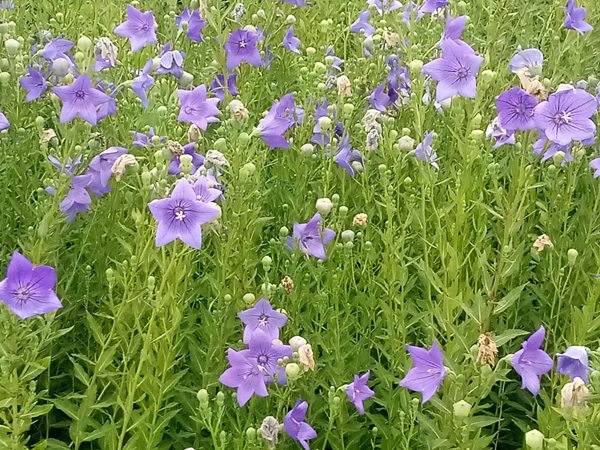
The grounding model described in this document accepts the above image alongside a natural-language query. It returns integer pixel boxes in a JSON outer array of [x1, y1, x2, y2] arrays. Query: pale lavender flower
[[87, 147, 129, 198], [114, 5, 157, 52], [564, 0, 592, 34], [368, 0, 402, 14], [284, 398, 317, 450], [131, 128, 164, 147], [399, 341, 446, 403], [417, 0, 449, 20], [155, 43, 185, 79], [19, 66, 47, 102], [496, 87, 537, 131], [219, 348, 268, 406], [486, 117, 516, 149], [239, 328, 292, 384], [283, 0, 310, 6], [442, 13, 466, 41], [193, 175, 223, 203], [52, 74, 112, 126], [48, 155, 82, 174], [238, 298, 288, 344], [509, 47, 543, 76], [289, 213, 336, 260], [210, 74, 238, 102], [335, 134, 364, 177], [0, 108, 9, 131], [168, 143, 204, 175], [533, 130, 573, 165], [132, 59, 155, 108], [512, 326, 553, 396], [60, 174, 92, 222], [43, 38, 73, 62], [177, 85, 220, 130], [346, 371, 375, 415], [256, 94, 297, 149], [350, 10, 375, 37], [176, 7, 207, 42], [590, 157, 600, 178], [415, 131, 439, 169], [283, 26, 300, 54], [557, 346, 591, 383]]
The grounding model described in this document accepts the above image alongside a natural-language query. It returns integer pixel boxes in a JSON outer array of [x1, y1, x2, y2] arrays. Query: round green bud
[[301, 143, 315, 156], [243, 293, 256, 305], [306, 46, 317, 55], [280, 226, 289, 237], [567, 248, 579, 266], [481, 70, 496, 84], [246, 427, 256, 441], [319, 116, 332, 130], [4, 39, 20, 56], [314, 61, 327, 74], [157, 105, 168, 116], [0, 72, 10, 85], [77, 36, 93, 53], [214, 137, 227, 152], [525, 430, 544, 450], [409, 59, 423, 73], [285, 363, 302, 381]]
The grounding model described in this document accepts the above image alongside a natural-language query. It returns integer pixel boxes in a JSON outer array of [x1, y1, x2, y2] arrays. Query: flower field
[[1, 0, 600, 448]]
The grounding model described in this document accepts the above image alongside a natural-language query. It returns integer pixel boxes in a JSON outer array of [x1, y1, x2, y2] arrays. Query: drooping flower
[[87, 147, 129, 198], [176, 7, 207, 42], [509, 47, 543, 76], [224, 29, 262, 71], [177, 85, 221, 130], [415, 131, 439, 169], [239, 329, 292, 384], [511, 326, 554, 396], [368, 0, 402, 14], [533, 234, 553, 252], [210, 74, 238, 102], [0, 252, 62, 320], [114, 5, 157, 53], [350, 10, 375, 37], [19, 66, 47, 102], [284, 399, 317, 450], [259, 416, 281, 449], [486, 117, 516, 149], [422, 39, 483, 102], [131, 58, 155, 109], [533, 88, 597, 146], [564, 0, 592, 34], [219, 348, 269, 406], [52, 74, 111, 126], [557, 346, 591, 383], [496, 87, 537, 132], [477, 333, 499, 366], [283, 26, 301, 54], [148, 178, 219, 249], [155, 43, 185, 79], [298, 344, 315, 372], [335, 134, 364, 177], [561, 377, 589, 410], [0, 108, 9, 131], [289, 213, 336, 260], [238, 298, 288, 344], [59, 174, 93, 222], [43, 38, 73, 62], [346, 371, 375, 415], [399, 341, 446, 403], [94, 37, 118, 68]]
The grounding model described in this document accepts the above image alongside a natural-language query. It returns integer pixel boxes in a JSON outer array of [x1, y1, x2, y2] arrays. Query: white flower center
[[174, 206, 186, 221]]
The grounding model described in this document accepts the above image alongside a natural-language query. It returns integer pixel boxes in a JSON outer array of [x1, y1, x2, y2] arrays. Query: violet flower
[[509, 47, 543, 76], [402, 2, 418, 25], [48, 155, 82, 174], [590, 157, 600, 178], [368, 0, 402, 14], [219, 348, 268, 406], [335, 134, 364, 177], [557, 346, 591, 383], [210, 74, 238, 102], [346, 371, 375, 415], [289, 213, 336, 260], [239, 328, 292, 384], [168, 143, 204, 175], [193, 175, 223, 203], [0, 108, 9, 131], [0, 252, 62, 319], [238, 298, 288, 344], [256, 95, 296, 149], [486, 117, 516, 149], [177, 84, 221, 131], [132, 58, 155, 109], [564, 0, 592, 34], [176, 7, 207, 42], [512, 326, 553, 396], [95, 80, 119, 122], [19, 66, 47, 102], [148, 178, 219, 249], [60, 174, 92, 222], [370, 83, 390, 112], [533, 130, 573, 165], [415, 131, 439, 169], [350, 10, 375, 37], [0, 0, 15, 10], [43, 38, 73, 62], [399, 341, 446, 403], [283, 0, 310, 6], [325, 46, 343, 71], [132, 128, 164, 147], [284, 398, 317, 450], [155, 43, 185, 79], [442, 13, 466, 41], [224, 29, 262, 71], [417, 0, 449, 20], [52, 74, 111, 126], [114, 5, 157, 53], [496, 87, 537, 132], [283, 26, 301, 54], [87, 147, 128, 198], [533, 88, 597, 146]]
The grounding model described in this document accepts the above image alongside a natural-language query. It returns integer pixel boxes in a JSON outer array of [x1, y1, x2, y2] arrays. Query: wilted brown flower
[[95, 37, 118, 66], [383, 30, 401, 49], [188, 124, 202, 142], [111, 154, 138, 181], [516, 70, 547, 102], [228, 99, 249, 122], [337, 75, 351, 98], [166, 140, 185, 156], [298, 344, 315, 372], [362, 109, 380, 132], [533, 234, 553, 253], [561, 377, 588, 411], [477, 333, 498, 366], [353, 213, 367, 226], [41, 129, 57, 149], [281, 276, 294, 294]]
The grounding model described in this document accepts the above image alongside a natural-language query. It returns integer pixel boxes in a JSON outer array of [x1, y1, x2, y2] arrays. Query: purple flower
[[422, 39, 483, 102], [219, 348, 268, 406], [87, 147, 128, 198], [60, 174, 92, 222], [52, 74, 112, 126], [176, 7, 207, 42], [239, 328, 292, 384], [95, 81, 119, 122], [114, 5, 157, 53], [43, 38, 73, 62], [509, 47, 543, 76], [19, 66, 47, 102], [399, 341, 446, 404], [533, 130, 573, 165], [256, 95, 296, 149], [557, 346, 591, 382], [92, 54, 115, 72], [169, 143, 204, 175], [210, 74, 238, 102], [193, 175, 223, 203], [346, 371, 375, 415], [590, 157, 600, 178], [148, 178, 219, 249], [442, 13, 466, 41], [370, 83, 390, 112], [284, 398, 317, 450], [368, 0, 402, 14], [155, 43, 185, 79], [417, 0, 449, 20], [238, 298, 288, 344], [132, 59, 155, 109], [486, 117, 516, 149], [283, 26, 301, 54], [325, 46, 343, 72], [533, 88, 597, 146], [350, 10, 375, 37], [177, 85, 221, 131], [0, 252, 62, 320], [496, 87, 537, 132], [0, 108, 9, 131], [132, 128, 164, 147], [0, 0, 15, 10], [224, 29, 262, 71], [564, 0, 592, 34], [335, 134, 364, 177], [415, 131, 439, 169], [402, 2, 418, 24], [290, 213, 336, 260], [512, 326, 554, 396], [283, 0, 310, 6], [48, 155, 82, 174]]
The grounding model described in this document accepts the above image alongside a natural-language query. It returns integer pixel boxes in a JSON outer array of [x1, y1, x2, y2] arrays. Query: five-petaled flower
[[177, 85, 221, 131], [114, 4, 157, 52], [224, 28, 262, 71], [52, 74, 112, 126], [238, 298, 288, 344], [511, 326, 554, 396], [399, 340, 446, 403], [346, 371, 375, 415]]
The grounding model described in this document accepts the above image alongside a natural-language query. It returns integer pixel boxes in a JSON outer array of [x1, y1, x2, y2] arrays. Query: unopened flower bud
[[178, 71, 194, 88], [52, 57, 71, 77], [243, 293, 255, 305], [197, 389, 209, 405], [525, 430, 544, 450], [285, 363, 302, 381], [567, 248, 578, 266], [289, 336, 307, 352], [398, 135, 415, 151], [280, 226, 289, 237], [316, 197, 333, 215], [246, 427, 256, 441], [286, 14, 296, 24], [409, 59, 423, 74], [4, 39, 20, 56], [341, 230, 355, 242], [453, 400, 472, 418], [77, 36, 93, 53], [301, 143, 315, 156]]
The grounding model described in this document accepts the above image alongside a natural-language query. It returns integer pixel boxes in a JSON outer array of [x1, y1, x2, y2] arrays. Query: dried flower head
[[111, 154, 138, 181], [362, 109, 381, 131], [188, 124, 202, 142], [337, 75, 351, 98], [533, 234, 553, 253], [561, 377, 589, 411], [516, 70, 547, 101], [95, 37, 118, 66], [383, 30, 401, 49], [298, 344, 315, 372], [281, 276, 294, 294], [205, 149, 229, 168], [259, 416, 281, 448], [167, 140, 185, 156], [228, 99, 249, 122], [353, 213, 368, 226], [41, 129, 57, 149], [477, 332, 498, 366]]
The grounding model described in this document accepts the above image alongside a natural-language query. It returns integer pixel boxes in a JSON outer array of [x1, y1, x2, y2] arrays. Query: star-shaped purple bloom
[[52, 74, 112, 126], [193, 175, 224, 203], [155, 43, 185, 79], [368, 0, 402, 14], [19, 66, 47, 102], [399, 341, 446, 404], [496, 87, 538, 132], [283, 26, 301, 54], [238, 298, 288, 344], [219, 348, 268, 406], [290, 213, 336, 260], [132, 59, 155, 109], [442, 13, 466, 41], [422, 39, 483, 103], [415, 131, 439, 169], [350, 10, 375, 37], [239, 328, 292, 385], [346, 371, 375, 415], [210, 74, 238, 102], [87, 147, 128, 198], [256, 99, 295, 150], [177, 85, 220, 131], [148, 178, 219, 249], [114, 5, 157, 53], [176, 7, 207, 42], [512, 326, 554, 396], [0, 252, 62, 320], [224, 29, 262, 71], [509, 47, 544, 76], [284, 399, 317, 450], [60, 174, 92, 222], [533, 88, 597, 146], [0, 108, 9, 131], [557, 346, 592, 383], [564, 0, 593, 35], [43, 38, 73, 62], [169, 143, 204, 175]]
